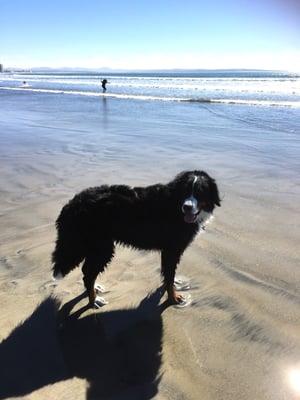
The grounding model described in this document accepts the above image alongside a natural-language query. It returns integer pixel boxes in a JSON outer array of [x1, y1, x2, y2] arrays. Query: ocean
[[1, 70, 299, 135], [0, 71, 300, 188], [1, 70, 300, 107], [0, 70, 299, 182]]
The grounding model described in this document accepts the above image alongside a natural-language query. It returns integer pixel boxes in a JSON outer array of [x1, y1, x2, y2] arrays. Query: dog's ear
[[209, 178, 221, 207]]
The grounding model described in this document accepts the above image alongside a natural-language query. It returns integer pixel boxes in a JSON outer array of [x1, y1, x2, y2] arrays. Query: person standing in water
[[101, 79, 108, 92]]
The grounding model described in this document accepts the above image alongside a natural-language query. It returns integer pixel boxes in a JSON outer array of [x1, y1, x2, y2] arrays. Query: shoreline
[[1, 87, 300, 108]]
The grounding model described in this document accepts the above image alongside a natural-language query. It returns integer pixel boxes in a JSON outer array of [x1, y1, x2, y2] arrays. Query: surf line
[[0, 86, 186, 102], [0, 86, 213, 104], [0, 86, 298, 107]]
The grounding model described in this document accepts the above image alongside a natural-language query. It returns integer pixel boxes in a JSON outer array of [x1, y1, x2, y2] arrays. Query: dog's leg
[[82, 241, 114, 308], [161, 249, 185, 304]]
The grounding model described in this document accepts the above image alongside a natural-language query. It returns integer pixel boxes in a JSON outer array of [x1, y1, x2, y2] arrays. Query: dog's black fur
[[52, 170, 221, 306]]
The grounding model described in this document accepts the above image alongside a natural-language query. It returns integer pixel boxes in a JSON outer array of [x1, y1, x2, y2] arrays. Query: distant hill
[[3, 67, 297, 78]]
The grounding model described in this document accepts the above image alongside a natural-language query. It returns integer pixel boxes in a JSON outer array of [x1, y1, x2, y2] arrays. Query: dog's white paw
[[94, 283, 106, 294], [174, 293, 192, 308], [93, 296, 108, 308]]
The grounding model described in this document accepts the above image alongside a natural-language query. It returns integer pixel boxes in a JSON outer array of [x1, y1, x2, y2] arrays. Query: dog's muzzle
[[182, 196, 200, 223]]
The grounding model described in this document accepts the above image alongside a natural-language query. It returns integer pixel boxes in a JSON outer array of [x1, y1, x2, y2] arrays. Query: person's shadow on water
[[100, 96, 108, 126], [0, 287, 167, 400]]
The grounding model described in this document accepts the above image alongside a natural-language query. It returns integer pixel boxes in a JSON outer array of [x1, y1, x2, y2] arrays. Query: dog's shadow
[[0, 288, 167, 400]]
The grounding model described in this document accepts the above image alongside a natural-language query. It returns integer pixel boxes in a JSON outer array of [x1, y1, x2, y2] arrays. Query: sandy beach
[[0, 86, 300, 400]]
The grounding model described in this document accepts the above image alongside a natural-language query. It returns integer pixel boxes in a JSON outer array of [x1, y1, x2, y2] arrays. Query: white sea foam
[[191, 98, 300, 108], [1, 74, 299, 96], [0, 86, 184, 101], [1, 86, 299, 108]]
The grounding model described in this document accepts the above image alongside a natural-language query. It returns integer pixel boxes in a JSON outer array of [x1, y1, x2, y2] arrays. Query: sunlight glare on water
[[287, 367, 300, 397]]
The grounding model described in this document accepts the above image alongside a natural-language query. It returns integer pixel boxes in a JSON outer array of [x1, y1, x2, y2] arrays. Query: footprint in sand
[[0, 257, 13, 270], [0, 280, 19, 292], [39, 280, 59, 292]]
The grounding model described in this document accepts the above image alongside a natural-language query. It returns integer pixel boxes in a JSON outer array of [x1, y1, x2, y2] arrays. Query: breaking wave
[[1, 86, 299, 108]]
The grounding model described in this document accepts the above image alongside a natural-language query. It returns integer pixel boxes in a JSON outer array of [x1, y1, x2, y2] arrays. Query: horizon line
[[1, 66, 295, 73]]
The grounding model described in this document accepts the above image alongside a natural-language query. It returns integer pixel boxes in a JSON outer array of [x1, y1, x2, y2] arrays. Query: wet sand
[[0, 91, 300, 399]]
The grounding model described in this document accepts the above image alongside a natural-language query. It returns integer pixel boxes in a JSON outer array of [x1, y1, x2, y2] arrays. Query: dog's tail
[[51, 204, 85, 279], [52, 237, 85, 279]]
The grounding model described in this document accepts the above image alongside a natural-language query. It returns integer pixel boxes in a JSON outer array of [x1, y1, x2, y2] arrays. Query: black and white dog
[[52, 170, 221, 307]]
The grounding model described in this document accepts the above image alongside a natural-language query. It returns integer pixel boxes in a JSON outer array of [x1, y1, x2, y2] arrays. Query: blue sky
[[1, 0, 299, 70]]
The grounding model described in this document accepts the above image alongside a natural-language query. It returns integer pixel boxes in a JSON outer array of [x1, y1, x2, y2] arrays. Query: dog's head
[[172, 170, 221, 224]]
